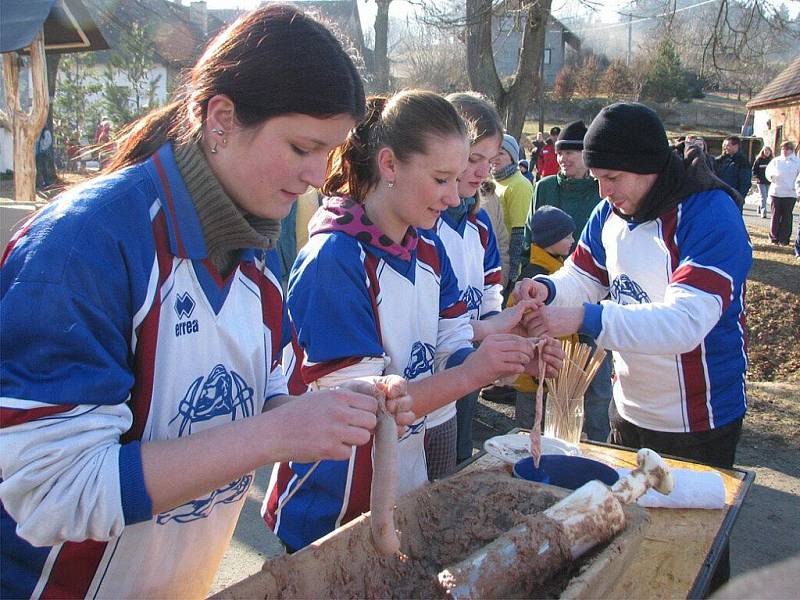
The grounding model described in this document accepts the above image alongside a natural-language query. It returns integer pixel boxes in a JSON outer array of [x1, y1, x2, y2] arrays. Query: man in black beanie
[[519, 120, 613, 442], [513, 102, 752, 592]]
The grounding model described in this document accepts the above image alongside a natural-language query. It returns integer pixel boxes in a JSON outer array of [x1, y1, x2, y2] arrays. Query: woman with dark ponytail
[[263, 90, 563, 552], [0, 7, 416, 598]]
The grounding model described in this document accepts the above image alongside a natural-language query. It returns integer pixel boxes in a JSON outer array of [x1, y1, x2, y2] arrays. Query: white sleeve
[[596, 284, 723, 355], [0, 400, 134, 547], [544, 259, 610, 307], [434, 313, 475, 373], [308, 357, 389, 390]]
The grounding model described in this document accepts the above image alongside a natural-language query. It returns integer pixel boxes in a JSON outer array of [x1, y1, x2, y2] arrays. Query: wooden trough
[[213, 469, 650, 599]]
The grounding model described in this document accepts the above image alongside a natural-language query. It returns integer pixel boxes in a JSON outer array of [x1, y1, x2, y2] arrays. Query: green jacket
[[522, 172, 602, 260]]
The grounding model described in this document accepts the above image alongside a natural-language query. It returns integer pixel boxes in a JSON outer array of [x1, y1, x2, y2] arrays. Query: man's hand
[[524, 305, 586, 339], [473, 299, 542, 340], [511, 278, 550, 305]]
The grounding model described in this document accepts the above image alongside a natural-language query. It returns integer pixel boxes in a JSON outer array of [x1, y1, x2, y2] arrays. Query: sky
[[202, 0, 797, 30]]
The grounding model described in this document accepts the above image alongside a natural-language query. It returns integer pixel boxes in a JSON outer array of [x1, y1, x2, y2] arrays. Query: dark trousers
[[769, 196, 796, 245], [609, 402, 743, 593], [455, 390, 480, 463]]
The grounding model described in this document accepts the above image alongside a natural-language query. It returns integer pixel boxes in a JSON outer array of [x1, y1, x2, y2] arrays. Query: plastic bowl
[[513, 455, 619, 489]]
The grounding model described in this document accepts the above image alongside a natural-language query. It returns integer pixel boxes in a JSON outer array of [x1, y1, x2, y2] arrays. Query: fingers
[[338, 390, 379, 415], [377, 374, 407, 399]]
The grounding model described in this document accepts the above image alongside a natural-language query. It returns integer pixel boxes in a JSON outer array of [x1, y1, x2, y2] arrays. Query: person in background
[[765, 140, 800, 246], [536, 126, 560, 179], [0, 7, 405, 599], [35, 127, 54, 188], [685, 134, 716, 172], [794, 168, 800, 259], [714, 135, 751, 212], [530, 131, 545, 177], [436, 91, 507, 465], [515, 102, 751, 592], [479, 179, 510, 280], [492, 134, 534, 292], [519, 159, 534, 182], [276, 187, 323, 286], [518, 135, 528, 161], [512, 205, 579, 429], [521, 120, 612, 442], [752, 146, 773, 219], [264, 91, 562, 550]]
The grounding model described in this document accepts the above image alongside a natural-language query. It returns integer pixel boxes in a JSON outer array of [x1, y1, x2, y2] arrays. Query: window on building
[[544, 48, 552, 64]]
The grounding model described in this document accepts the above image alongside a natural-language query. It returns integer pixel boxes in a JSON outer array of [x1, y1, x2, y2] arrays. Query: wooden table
[[460, 435, 754, 599]]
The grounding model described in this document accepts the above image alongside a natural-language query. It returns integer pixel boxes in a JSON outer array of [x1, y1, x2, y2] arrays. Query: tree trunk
[[466, 0, 552, 139], [373, 0, 392, 92], [2, 31, 49, 202]]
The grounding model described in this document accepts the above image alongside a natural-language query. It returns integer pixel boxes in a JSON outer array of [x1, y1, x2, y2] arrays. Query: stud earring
[[387, 181, 395, 188], [211, 127, 224, 135], [210, 142, 218, 154]]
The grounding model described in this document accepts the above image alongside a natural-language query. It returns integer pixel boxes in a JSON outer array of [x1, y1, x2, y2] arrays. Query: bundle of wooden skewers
[[543, 339, 608, 443]]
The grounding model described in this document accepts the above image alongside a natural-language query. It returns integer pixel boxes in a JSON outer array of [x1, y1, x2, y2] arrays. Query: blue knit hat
[[530, 206, 576, 248], [501, 134, 520, 162]]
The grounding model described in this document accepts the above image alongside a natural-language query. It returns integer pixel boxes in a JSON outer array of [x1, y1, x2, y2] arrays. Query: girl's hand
[[340, 375, 416, 437], [462, 333, 535, 388], [272, 389, 378, 461], [523, 336, 565, 379], [472, 299, 541, 341]]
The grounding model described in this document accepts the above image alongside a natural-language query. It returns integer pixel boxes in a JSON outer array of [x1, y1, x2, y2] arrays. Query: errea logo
[[174, 292, 200, 337], [175, 292, 196, 319]]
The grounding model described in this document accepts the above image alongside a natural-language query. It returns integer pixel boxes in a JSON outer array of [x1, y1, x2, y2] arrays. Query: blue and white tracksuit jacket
[[537, 190, 751, 432], [264, 225, 474, 551], [0, 144, 289, 598]]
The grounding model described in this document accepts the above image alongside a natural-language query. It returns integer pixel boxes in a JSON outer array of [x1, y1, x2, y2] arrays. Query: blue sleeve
[[287, 233, 383, 366], [1, 193, 151, 407], [671, 190, 751, 311], [476, 210, 502, 276], [432, 234, 465, 316]]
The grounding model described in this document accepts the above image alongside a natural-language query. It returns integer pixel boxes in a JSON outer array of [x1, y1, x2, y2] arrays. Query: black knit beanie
[[583, 103, 670, 174], [555, 120, 587, 151], [530, 206, 576, 248]]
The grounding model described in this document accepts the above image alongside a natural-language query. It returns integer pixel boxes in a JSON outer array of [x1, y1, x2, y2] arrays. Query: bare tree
[[397, 22, 470, 92], [464, 0, 553, 138]]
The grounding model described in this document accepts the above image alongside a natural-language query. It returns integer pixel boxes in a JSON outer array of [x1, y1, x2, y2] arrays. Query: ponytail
[[323, 97, 386, 203]]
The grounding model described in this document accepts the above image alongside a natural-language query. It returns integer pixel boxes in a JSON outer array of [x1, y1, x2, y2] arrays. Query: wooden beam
[[2, 30, 49, 202]]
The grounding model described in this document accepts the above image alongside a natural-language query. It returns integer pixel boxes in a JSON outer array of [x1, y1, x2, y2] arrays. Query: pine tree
[[101, 21, 161, 127], [642, 38, 689, 103], [54, 54, 102, 139]]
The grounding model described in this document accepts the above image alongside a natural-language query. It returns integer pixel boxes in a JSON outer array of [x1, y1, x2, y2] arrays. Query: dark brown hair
[[105, 4, 365, 172], [322, 90, 468, 203], [445, 92, 503, 144]]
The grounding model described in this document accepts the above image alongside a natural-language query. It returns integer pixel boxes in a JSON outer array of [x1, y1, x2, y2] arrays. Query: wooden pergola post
[[1, 30, 49, 203]]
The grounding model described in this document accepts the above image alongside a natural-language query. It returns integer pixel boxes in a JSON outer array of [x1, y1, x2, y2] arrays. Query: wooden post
[[1, 31, 49, 203]]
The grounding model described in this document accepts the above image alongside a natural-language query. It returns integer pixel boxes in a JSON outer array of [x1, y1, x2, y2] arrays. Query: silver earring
[[388, 181, 394, 188], [210, 142, 218, 154], [211, 127, 224, 135]]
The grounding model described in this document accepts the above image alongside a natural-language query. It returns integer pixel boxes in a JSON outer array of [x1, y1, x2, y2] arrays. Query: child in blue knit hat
[[520, 205, 577, 279]]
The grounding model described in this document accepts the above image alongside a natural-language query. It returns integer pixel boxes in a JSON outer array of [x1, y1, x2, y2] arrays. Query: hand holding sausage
[[269, 389, 377, 462], [522, 336, 565, 379], [462, 333, 536, 388]]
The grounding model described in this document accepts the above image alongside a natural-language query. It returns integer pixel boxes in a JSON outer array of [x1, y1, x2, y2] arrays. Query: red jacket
[[536, 141, 559, 177]]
